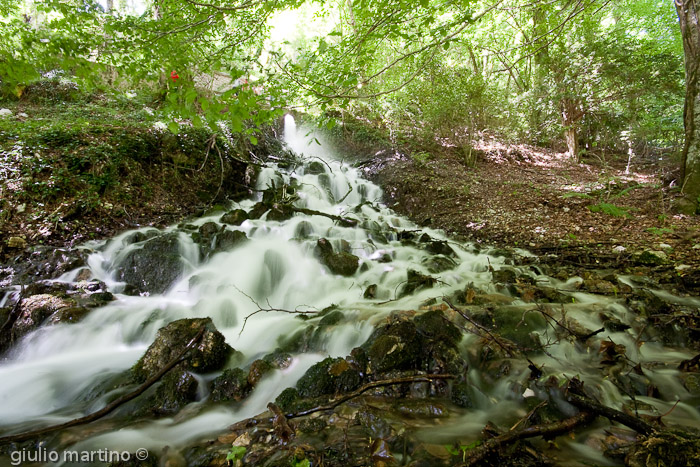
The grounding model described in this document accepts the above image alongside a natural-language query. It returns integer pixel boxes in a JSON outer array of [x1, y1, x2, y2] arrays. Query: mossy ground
[[0, 83, 253, 260]]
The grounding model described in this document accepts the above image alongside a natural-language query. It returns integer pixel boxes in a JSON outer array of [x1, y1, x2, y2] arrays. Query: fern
[[588, 202, 630, 217]]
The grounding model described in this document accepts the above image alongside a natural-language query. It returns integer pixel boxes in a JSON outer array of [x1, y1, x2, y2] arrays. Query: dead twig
[[462, 411, 595, 465], [286, 374, 454, 419], [234, 286, 318, 336], [292, 207, 359, 227]]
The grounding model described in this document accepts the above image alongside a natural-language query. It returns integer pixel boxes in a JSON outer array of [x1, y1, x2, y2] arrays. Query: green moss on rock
[[132, 317, 232, 383]]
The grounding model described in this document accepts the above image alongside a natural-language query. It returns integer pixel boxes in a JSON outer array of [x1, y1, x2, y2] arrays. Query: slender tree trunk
[[676, 0, 700, 212], [561, 97, 583, 160], [565, 126, 578, 159], [529, 4, 550, 144]]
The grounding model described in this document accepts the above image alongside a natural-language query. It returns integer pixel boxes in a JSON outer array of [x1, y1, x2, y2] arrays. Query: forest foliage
[[0, 0, 685, 161]]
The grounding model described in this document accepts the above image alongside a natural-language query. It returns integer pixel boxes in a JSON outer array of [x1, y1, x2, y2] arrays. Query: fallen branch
[[0, 326, 206, 444], [234, 286, 318, 335], [292, 207, 359, 227], [286, 374, 454, 419], [565, 392, 655, 436], [462, 411, 596, 465], [337, 181, 354, 203]]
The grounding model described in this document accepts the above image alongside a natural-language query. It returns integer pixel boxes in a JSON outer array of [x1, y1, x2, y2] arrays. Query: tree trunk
[[561, 97, 583, 161], [565, 126, 578, 160], [676, 0, 700, 212]]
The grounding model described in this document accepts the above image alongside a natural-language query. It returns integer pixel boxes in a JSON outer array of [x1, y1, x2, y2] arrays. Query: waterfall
[[0, 116, 697, 465]]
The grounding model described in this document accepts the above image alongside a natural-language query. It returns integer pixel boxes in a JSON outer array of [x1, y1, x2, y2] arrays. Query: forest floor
[[0, 85, 280, 263], [369, 133, 700, 269]]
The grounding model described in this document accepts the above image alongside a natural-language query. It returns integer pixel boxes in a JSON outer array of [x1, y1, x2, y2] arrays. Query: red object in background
[[170, 70, 179, 81]]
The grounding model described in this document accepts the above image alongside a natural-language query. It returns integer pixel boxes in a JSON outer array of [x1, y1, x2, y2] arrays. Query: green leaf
[[167, 121, 179, 134], [249, 135, 258, 145], [226, 446, 246, 462]]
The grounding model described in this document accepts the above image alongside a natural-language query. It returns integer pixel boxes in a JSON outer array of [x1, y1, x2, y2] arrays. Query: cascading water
[[0, 116, 698, 465]]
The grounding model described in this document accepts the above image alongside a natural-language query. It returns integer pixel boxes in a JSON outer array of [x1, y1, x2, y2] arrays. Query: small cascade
[[0, 116, 697, 464]]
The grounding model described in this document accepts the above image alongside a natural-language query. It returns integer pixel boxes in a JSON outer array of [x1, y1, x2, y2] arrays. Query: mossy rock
[[247, 358, 274, 386], [213, 229, 247, 252], [414, 309, 462, 346], [116, 232, 184, 294], [248, 202, 269, 219], [262, 348, 293, 369], [625, 430, 700, 467], [151, 369, 198, 414], [132, 317, 233, 383], [489, 306, 546, 350], [364, 320, 423, 373], [399, 270, 436, 297], [319, 310, 345, 326], [266, 203, 295, 221], [124, 229, 159, 245], [315, 238, 360, 276], [198, 222, 220, 240], [450, 381, 473, 408], [296, 357, 362, 398], [636, 250, 668, 266], [210, 368, 250, 402], [47, 305, 90, 324], [422, 255, 457, 273], [274, 387, 302, 413], [220, 209, 249, 225], [306, 161, 327, 175]]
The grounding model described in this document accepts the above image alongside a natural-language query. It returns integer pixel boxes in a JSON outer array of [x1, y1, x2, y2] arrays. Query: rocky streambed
[[0, 117, 699, 466]]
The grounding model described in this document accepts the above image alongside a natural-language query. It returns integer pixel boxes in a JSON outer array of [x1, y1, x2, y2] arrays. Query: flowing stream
[[0, 116, 698, 465]]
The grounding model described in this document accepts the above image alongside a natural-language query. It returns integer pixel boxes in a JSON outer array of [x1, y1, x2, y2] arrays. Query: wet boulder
[[116, 232, 184, 294], [296, 357, 363, 398], [364, 284, 378, 299], [265, 203, 295, 222], [247, 359, 274, 386], [248, 202, 269, 220], [220, 209, 249, 226], [213, 229, 247, 253], [210, 368, 251, 402], [306, 160, 327, 175], [418, 233, 456, 256], [361, 310, 464, 376], [315, 238, 359, 276], [450, 381, 473, 408], [399, 269, 436, 297], [364, 320, 423, 373], [132, 317, 233, 383], [356, 406, 395, 439], [151, 369, 199, 414], [198, 222, 220, 241], [47, 306, 91, 325], [475, 306, 546, 351], [124, 229, 159, 245], [11, 294, 74, 342], [12, 247, 87, 282], [422, 255, 457, 273], [492, 267, 518, 284]]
